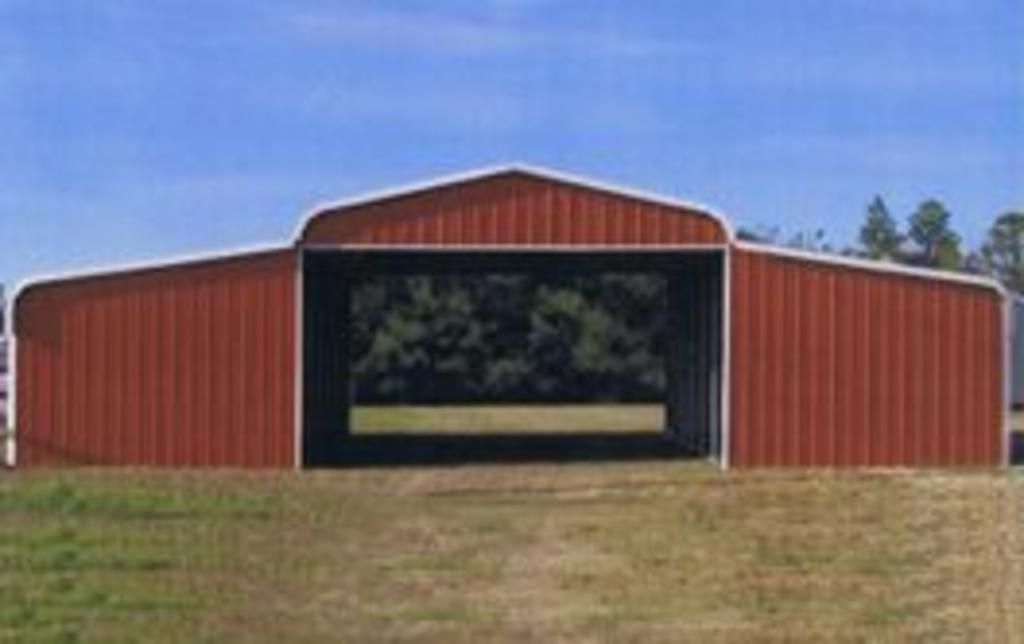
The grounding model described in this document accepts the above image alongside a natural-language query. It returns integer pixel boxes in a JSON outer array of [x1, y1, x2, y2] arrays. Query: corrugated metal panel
[[729, 249, 1004, 467], [14, 250, 297, 467], [301, 172, 728, 247]]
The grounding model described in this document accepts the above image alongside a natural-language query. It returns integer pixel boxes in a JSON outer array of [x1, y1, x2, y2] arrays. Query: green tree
[[858, 196, 903, 260], [933, 235, 963, 271], [737, 226, 779, 244], [350, 273, 669, 403], [907, 199, 962, 270], [980, 212, 1024, 293]]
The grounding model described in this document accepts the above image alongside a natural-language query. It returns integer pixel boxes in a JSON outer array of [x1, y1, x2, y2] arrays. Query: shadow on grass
[[308, 431, 703, 467]]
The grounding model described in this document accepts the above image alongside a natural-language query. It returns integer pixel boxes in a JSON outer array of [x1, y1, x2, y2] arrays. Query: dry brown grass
[[2, 406, 1024, 642]]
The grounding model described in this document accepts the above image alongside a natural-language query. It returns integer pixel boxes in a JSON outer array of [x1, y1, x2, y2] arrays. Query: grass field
[[2, 406, 1024, 642], [352, 403, 665, 434]]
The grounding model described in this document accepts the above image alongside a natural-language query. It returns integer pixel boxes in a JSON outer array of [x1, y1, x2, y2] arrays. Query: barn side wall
[[14, 250, 297, 468], [729, 248, 1005, 468]]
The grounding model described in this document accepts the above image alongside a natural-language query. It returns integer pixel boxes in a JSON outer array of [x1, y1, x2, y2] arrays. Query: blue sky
[[1, 0, 1021, 288]]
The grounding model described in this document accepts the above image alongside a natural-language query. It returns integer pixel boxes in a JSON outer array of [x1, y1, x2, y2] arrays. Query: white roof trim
[[9, 242, 290, 332], [293, 162, 736, 243], [735, 240, 1006, 296]]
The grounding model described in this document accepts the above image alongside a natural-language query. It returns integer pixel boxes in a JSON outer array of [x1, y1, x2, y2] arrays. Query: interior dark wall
[[665, 258, 723, 457], [302, 252, 352, 466], [302, 249, 724, 466]]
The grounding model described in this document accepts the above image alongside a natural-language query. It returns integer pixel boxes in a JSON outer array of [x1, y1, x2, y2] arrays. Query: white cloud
[[284, 6, 692, 59]]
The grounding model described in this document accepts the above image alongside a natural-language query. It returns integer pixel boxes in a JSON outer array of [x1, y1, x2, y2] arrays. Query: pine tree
[[858, 196, 903, 260], [980, 212, 1024, 293], [907, 199, 962, 269]]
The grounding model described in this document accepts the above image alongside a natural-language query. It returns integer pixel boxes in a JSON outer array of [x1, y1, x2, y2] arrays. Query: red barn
[[8, 165, 1009, 468]]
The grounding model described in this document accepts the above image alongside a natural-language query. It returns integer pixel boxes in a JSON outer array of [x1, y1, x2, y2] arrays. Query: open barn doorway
[[301, 249, 724, 467]]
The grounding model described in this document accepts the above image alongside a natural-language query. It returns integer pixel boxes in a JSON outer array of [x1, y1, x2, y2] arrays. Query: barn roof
[[295, 163, 1003, 295], [9, 163, 1006, 315]]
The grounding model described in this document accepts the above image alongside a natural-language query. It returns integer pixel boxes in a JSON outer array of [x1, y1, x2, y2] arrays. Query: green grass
[[2, 405, 1023, 642], [0, 476, 278, 643]]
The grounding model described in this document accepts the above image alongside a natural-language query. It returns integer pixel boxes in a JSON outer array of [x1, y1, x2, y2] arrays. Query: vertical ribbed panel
[[14, 250, 297, 468], [729, 249, 1004, 468], [301, 172, 728, 247]]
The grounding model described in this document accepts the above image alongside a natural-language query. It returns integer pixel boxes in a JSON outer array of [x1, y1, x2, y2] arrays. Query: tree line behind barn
[[744, 197, 1024, 292]]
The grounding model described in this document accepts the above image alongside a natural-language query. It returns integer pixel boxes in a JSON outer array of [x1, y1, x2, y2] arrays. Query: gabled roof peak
[[294, 163, 735, 243]]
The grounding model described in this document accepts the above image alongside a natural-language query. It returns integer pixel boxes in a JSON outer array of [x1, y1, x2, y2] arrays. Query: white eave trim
[[735, 240, 1007, 296], [292, 162, 736, 243]]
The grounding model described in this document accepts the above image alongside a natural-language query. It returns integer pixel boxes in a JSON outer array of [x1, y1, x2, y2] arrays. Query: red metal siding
[[729, 249, 1004, 468], [14, 250, 297, 467], [301, 172, 728, 247]]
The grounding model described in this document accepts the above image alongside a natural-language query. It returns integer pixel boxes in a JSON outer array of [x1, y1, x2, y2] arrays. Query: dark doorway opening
[[301, 250, 724, 467]]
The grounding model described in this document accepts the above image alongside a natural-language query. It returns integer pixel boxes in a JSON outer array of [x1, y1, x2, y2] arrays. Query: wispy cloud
[[0, 173, 305, 243], [0, 52, 20, 92], [297, 81, 683, 137], [726, 51, 1016, 95], [284, 6, 691, 58], [823, 0, 980, 17], [739, 134, 1005, 174], [299, 85, 529, 132]]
